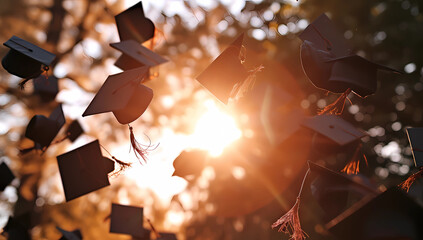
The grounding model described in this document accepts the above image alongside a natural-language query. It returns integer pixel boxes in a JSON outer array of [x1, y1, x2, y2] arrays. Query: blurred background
[[0, 0, 422, 239]]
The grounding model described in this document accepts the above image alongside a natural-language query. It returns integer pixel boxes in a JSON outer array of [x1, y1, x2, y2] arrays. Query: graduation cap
[[22, 104, 65, 153], [308, 161, 378, 220], [115, 1, 155, 44], [299, 14, 400, 115], [156, 233, 177, 240], [2, 216, 31, 240], [0, 162, 15, 191], [326, 187, 423, 240], [65, 120, 84, 142], [56, 140, 115, 201], [33, 74, 59, 102], [82, 66, 152, 125], [56, 226, 83, 240], [406, 128, 423, 167], [172, 150, 208, 180], [397, 128, 423, 192], [110, 40, 168, 72], [110, 203, 150, 238], [196, 34, 249, 104], [82, 66, 156, 162], [302, 115, 368, 174], [2, 35, 56, 87], [302, 115, 366, 146]]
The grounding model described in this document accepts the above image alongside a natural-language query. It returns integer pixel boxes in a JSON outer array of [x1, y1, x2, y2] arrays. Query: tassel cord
[[99, 143, 132, 176]]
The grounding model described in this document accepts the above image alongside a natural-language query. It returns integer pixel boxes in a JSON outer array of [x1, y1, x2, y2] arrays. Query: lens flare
[[190, 100, 242, 157]]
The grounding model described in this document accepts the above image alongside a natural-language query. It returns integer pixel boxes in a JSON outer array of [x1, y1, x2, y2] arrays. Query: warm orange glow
[[189, 100, 242, 157]]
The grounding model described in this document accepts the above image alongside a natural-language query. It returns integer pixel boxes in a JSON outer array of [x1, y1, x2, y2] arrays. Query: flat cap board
[[3, 35, 56, 66], [110, 40, 168, 67], [57, 140, 114, 201], [196, 34, 248, 104], [299, 14, 351, 58], [82, 66, 149, 117], [327, 55, 401, 97], [0, 162, 15, 191], [157, 233, 177, 240], [406, 127, 423, 167], [115, 1, 155, 43], [326, 187, 423, 240], [301, 115, 367, 146], [66, 120, 84, 142], [110, 203, 147, 237]]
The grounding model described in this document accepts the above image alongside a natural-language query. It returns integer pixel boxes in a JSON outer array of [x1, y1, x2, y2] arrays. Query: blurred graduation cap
[[115, 1, 155, 44], [308, 161, 378, 221], [156, 233, 177, 240], [110, 203, 150, 238], [0, 162, 15, 191], [172, 150, 208, 180], [301, 115, 366, 146], [110, 40, 168, 72], [82, 66, 152, 125], [299, 14, 400, 114], [33, 74, 59, 102], [398, 128, 423, 192], [56, 226, 83, 240], [2, 216, 31, 240], [62, 120, 84, 143], [22, 104, 65, 153], [2, 35, 56, 88], [302, 115, 368, 174], [406, 128, 423, 167], [196, 34, 249, 104], [56, 140, 115, 201], [326, 187, 423, 240]]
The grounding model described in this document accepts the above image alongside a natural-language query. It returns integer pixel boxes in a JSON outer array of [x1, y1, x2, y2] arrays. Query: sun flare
[[189, 100, 242, 157]]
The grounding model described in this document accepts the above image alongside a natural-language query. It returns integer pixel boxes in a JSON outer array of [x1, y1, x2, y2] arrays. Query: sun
[[189, 100, 242, 157]]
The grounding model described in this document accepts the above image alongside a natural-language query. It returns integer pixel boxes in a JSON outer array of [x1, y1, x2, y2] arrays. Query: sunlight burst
[[190, 100, 242, 157]]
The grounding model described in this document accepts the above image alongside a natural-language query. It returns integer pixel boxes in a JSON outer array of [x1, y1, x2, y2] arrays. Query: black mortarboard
[[25, 104, 65, 150], [406, 128, 423, 167], [196, 34, 249, 104], [0, 162, 15, 191], [172, 150, 208, 180], [299, 13, 351, 58], [300, 15, 400, 98], [115, 1, 155, 44], [33, 75, 59, 102], [110, 203, 150, 238], [2, 216, 31, 240], [308, 161, 378, 220], [301, 115, 366, 146], [110, 40, 168, 71], [82, 66, 153, 124], [2, 35, 56, 79], [157, 233, 177, 240], [56, 226, 83, 240], [56, 140, 115, 202], [326, 187, 423, 240], [65, 120, 84, 142]]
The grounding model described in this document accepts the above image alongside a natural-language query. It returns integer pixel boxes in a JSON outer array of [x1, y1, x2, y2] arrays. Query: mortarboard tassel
[[99, 144, 132, 176], [341, 143, 368, 175], [146, 218, 161, 239], [272, 169, 310, 240], [230, 65, 264, 101], [319, 88, 352, 115], [129, 125, 158, 164], [398, 167, 423, 192], [18, 65, 50, 90]]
